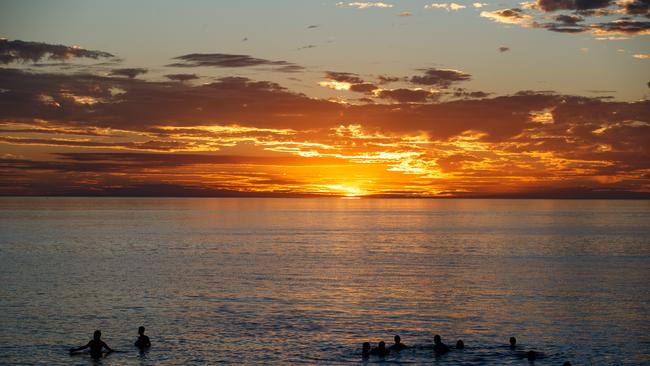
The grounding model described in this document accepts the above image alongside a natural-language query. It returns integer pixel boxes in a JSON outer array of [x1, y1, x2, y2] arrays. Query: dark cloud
[[498, 46, 510, 52], [109, 68, 148, 79], [453, 89, 490, 99], [1, 67, 647, 154], [410, 68, 471, 88], [164, 73, 199, 82], [376, 88, 435, 103], [554, 14, 584, 24], [324, 71, 365, 84], [541, 23, 587, 33], [589, 19, 650, 35], [535, 0, 612, 11], [378, 75, 401, 84], [307, 24, 320, 29], [621, 0, 650, 16], [349, 83, 378, 93], [323, 71, 377, 93], [168, 53, 304, 72], [0, 39, 114, 64]]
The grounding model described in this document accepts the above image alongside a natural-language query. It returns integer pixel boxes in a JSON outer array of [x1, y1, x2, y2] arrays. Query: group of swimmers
[[69, 328, 571, 364], [362, 335, 572, 365], [68, 326, 150, 358]]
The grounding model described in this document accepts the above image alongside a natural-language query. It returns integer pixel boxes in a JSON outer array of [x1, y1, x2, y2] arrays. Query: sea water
[[0, 198, 649, 365]]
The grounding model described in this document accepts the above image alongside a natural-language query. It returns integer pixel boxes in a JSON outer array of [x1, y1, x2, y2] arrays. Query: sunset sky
[[1, 0, 649, 197]]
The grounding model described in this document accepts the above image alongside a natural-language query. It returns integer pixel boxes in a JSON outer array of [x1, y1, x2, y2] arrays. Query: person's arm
[[102, 341, 115, 353], [144, 337, 151, 347], [69, 342, 90, 353]]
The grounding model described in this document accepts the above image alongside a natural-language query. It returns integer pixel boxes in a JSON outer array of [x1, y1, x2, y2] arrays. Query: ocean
[[1, 197, 649, 365]]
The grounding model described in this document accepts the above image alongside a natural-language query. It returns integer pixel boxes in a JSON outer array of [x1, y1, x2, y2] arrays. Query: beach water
[[1, 197, 649, 365]]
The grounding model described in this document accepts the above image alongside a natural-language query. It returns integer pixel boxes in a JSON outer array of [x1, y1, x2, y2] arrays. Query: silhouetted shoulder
[[135, 335, 151, 348]]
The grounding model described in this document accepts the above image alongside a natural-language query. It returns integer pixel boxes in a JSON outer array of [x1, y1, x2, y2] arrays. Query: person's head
[[526, 350, 536, 361], [93, 330, 101, 340], [563, 362, 571, 366], [456, 339, 464, 349], [362, 342, 370, 353], [138, 326, 145, 335], [394, 335, 401, 344], [378, 341, 386, 350], [434, 334, 442, 345], [509, 337, 517, 346]]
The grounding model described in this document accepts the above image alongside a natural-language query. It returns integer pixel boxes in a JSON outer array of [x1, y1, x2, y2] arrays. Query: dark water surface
[[1, 198, 649, 365]]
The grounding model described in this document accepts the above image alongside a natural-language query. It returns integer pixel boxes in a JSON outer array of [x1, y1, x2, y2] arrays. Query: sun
[[320, 184, 366, 197]]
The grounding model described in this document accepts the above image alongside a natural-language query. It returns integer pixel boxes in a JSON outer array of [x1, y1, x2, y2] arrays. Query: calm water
[[1, 198, 649, 365]]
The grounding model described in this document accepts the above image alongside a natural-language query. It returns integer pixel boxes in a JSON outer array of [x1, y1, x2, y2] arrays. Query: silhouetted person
[[389, 334, 408, 351], [456, 339, 465, 349], [433, 334, 449, 354], [69, 330, 114, 358], [509, 336, 517, 348], [134, 326, 151, 348], [526, 350, 537, 361], [362, 342, 371, 358], [563, 362, 571, 366], [370, 341, 390, 356]]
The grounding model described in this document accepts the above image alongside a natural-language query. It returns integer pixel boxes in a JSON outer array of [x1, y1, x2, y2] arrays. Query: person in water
[[69, 330, 114, 358], [456, 339, 465, 349], [389, 335, 408, 351], [509, 336, 517, 348], [134, 326, 151, 348], [433, 334, 449, 354], [526, 350, 537, 361], [370, 341, 390, 356], [361, 342, 371, 358]]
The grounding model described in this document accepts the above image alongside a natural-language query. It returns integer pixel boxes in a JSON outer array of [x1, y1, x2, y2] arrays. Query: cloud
[[376, 88, 435, 103], [307, 24, 320, 29], [320, 71, 378, 93], [473, 2, 488, 8], [164, 73, 199, 82], [399, 11, 413, 16], [619, 0, 650, 16], [480, 8, 533, 24], [378, 75, 402, 84], [589, 19, 650, 35], [1, 65, 648, 198], [554, 14, 584, 24], [109, 68, 148, 79], [482, 1, 649, 37], [633, 53, 650, 59], [324, 71, 365, 84], [534, 0, 612, 11], [410, 68, 471, 87], [168, 53, 304, 71], [425, 3, 467, 11], [498, 46, 511, 52], [0, 39, 114, 64], [336, 2, 393, 9]]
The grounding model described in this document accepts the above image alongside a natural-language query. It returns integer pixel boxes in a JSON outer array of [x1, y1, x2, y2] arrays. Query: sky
[[1, 0, 649, 197]]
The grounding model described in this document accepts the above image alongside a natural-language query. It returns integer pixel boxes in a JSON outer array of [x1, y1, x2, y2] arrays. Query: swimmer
[[456, 339, 465, 349], [69, 330, 114, 358], [362, 342, 371, 358], [134, 326, 151, 349], [526, 350, 537, 361], [509, 336, 517, 348], [370, 341, 390, 356], [389, 335, 408, 351], [433, 334, 450, 354]]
